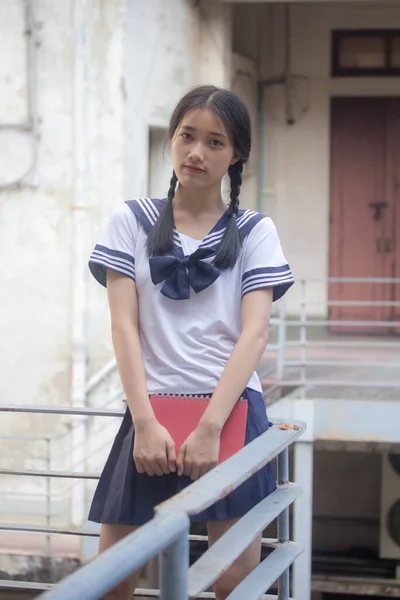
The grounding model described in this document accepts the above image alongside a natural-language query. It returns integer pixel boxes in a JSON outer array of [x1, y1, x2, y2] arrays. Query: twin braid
[[167, 171, 178, 203], [213, 160, 243, 270], [228, 161, 243, 217], [146, 171, 177, 257], [148, 164, 243, 270]]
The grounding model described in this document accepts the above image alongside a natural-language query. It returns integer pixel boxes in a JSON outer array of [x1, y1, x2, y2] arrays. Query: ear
[[230, 156, 240, 166]]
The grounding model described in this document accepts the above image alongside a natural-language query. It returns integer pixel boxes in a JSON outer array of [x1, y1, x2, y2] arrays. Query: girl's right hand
[[133, 418, 176, 476]]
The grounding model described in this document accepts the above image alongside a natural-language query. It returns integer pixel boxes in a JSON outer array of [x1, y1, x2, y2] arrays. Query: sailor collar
[[126, 198, 265, 300]]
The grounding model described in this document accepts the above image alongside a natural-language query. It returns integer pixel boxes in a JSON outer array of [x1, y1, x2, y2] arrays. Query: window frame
[[331, 29, 400, 77]]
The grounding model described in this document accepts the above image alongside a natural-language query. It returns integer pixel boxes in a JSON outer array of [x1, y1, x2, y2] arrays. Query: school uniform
[[88, 198, 294, 526]]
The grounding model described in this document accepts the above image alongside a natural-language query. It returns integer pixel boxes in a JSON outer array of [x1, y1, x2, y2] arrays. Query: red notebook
[[149, 394, 248, 464]]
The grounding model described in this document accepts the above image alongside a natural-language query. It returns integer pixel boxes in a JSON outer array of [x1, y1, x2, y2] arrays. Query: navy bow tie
[[149, 247, 221, 300]]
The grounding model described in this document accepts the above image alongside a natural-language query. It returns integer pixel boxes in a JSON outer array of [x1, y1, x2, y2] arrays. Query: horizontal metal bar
[[0, 434, 50, 441], [0, 404, 124, 417], [0, 580, 53, 592], [156, 420, 305, 516], [136, 591, 284, 599], [284, 340, 400, 348], [0, 523, 100, 537], [189, 483, 302, 596], [275, 380, 400, 388], [0, 422, 304, 495], [0, 121, 33, 131], [327, 300, 400, 307], [227, 541, 303, 600], [284, 360, 400, 368], [38, 512, 189, 600], [0, 580, 283, 599], [285, 319, 400, 327], [0, 468, 100, 479], [0, 523, 279, 549], [302, 277, 400, 283], [311, 574, 400, 596]]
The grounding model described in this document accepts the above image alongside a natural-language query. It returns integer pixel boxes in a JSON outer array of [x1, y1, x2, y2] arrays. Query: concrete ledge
[[268, 397, 400, 444]]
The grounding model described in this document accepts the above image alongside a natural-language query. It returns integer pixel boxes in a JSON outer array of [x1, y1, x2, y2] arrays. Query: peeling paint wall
[[0, 0, 76, 484], [1, 0, 234, 534], [0, 0, 128, 524]]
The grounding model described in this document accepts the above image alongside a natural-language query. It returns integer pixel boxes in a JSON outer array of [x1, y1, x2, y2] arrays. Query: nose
[[188, 141, 204, 163]]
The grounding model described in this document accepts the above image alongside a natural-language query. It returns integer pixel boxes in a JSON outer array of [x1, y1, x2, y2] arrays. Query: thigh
[[98, 523, 142, 600], [207, 519, 261, 600]]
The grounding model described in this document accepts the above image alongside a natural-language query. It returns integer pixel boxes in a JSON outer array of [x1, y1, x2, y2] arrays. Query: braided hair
[[146, 85, 251, 269], [213, 161, 243, 269], [146, 171, 177, 257]]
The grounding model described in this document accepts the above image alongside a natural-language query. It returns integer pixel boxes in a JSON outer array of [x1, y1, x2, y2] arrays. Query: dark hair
[[146, 85, 251, 270]]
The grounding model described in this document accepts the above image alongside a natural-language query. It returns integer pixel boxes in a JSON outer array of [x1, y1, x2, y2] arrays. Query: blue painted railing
[[35, 418, 305, 600]]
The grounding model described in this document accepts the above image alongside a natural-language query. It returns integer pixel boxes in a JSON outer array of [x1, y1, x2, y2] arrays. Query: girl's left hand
[[177, 422, 221, 480]]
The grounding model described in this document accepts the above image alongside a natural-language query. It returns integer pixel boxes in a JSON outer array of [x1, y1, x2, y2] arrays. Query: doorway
[[329, 97, 400, 333]]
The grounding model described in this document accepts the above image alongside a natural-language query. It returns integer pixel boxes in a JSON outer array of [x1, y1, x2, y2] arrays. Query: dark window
[[332, 30, 400, 76]]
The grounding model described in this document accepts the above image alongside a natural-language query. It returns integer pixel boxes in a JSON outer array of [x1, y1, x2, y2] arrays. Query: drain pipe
[[257, 78, 283, 214], [71, 0, 88, 529], [257, 5, 294, 213], [257, 83, 266, 214]]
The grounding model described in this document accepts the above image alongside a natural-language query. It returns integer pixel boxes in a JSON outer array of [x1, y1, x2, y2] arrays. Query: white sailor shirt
[[89, 199, 294, 394]]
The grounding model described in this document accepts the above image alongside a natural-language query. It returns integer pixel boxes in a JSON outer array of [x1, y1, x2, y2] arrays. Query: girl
[[88, 85, 294, 600]]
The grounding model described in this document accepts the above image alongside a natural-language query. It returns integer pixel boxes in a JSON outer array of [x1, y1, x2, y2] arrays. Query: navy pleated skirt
[[88, 387, 276, 526]]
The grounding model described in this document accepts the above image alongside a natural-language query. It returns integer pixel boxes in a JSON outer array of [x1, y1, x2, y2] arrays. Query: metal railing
[[0, 403, 305, 599], [263, 277, 400, 401]]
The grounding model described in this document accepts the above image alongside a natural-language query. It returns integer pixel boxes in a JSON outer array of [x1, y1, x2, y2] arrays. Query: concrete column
[[293, 441, 314, 600], [198, 4, 233, 88]]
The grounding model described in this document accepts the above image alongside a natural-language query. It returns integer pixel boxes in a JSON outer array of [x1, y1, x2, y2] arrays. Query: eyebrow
[[181, 125, 228, 138]]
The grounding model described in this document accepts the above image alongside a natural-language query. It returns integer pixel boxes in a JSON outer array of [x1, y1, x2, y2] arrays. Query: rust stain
[[278, 424, 300, 431]]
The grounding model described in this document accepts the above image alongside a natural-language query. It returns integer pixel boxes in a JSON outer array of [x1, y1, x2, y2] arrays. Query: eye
[[180, 132, 192, 140], [210, 139, 223, 147]]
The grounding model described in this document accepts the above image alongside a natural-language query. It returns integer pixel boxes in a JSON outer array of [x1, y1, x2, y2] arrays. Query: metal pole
[[257, 83, 266, 214], [293, 442, 313, 600], [299, 279, 307, 399], [46, 437, 51, 556], [159, 529, 189, 600], [277, 448, 290, 600], [71, 0, 88, 531], [276, 298, 287, 381]]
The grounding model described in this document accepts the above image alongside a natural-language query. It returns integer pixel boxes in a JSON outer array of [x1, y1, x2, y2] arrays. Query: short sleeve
[[88, 204, 137, 287], [241, 217, 294, 301]]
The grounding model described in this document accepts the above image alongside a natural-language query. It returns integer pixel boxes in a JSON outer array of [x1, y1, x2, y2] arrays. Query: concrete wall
[[258, 2, 400, 314], [1, 0, 236, 531], [0, 0, 128, 522]]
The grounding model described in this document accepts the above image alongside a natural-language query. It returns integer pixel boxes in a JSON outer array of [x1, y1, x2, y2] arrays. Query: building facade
[[2, 1, 400, 599]]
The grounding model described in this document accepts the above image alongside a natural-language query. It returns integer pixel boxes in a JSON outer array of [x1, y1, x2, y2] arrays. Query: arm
[[107, 269, 153, 424], [200, 287, 273, 430], [176, 288, 273, 479], [107, 269, 176, 475]]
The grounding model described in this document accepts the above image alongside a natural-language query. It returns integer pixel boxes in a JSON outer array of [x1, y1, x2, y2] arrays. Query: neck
[[173, 184, 226, 215]]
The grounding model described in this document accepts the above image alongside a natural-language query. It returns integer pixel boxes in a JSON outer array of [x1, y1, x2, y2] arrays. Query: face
[[171, 108, 238, 190]]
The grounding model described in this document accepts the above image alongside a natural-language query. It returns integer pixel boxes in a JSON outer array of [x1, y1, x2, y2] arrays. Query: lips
[[183, 165, 205, 174]]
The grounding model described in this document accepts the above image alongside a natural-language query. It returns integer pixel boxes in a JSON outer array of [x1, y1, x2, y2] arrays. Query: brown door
[[388, 99, 400, 325], [329, 97, 400, 333]]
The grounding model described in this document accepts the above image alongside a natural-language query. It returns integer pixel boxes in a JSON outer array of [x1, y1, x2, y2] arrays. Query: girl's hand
[[133, 418, 177, 476], [177, 421, 221, 480]]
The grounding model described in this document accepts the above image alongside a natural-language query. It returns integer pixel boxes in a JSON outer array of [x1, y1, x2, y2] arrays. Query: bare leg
[[207, 519, 262, 600], [97, 523, 142, 600]]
